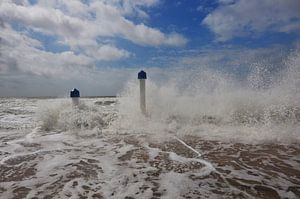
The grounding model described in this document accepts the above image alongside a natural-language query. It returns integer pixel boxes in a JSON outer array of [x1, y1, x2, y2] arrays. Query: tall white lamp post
[[138, 70, 147, 114]]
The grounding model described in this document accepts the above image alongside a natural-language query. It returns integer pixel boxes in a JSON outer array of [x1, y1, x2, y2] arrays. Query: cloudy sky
[[0, 0, 300, 96]]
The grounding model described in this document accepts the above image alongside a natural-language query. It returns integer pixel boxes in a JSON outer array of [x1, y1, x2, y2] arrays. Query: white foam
[[159, 171, 193, 199]]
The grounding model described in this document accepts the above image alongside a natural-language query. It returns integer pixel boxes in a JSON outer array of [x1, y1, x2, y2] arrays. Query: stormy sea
[[0, 52, 299, 199]]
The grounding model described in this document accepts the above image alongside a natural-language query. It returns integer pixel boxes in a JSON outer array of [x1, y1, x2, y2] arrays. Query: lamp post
[[70, 88, 80, 105], [138, 70, 147, 114]]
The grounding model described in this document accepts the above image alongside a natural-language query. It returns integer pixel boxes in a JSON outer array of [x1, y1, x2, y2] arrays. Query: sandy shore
[[0, 131, 299, 199]]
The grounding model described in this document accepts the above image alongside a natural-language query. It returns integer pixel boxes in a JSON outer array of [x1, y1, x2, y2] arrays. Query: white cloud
[[0, 0, 187, 93], [0, 0, 187, 86], [89, 1, 187, 46], [0, 0, 188, 96], [0, 2, 88, 38], [108, 0, 160, 18], [0, 0, 186, 47], [203, 0, 300, 41], [91, 45, 130, 61], [0, 24, 93, 77], [0, 24, 135, 97]]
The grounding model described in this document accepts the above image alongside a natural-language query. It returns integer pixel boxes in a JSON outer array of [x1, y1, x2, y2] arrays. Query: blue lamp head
[[138, 70, 147, 79]]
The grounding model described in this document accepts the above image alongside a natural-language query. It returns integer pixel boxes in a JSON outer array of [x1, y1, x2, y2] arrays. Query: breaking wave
[[36, 49, 300, 144], [117, 49, 300, 143], [37, 99, 116, 132]]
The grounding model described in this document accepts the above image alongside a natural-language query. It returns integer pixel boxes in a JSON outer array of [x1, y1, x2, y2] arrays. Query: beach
[[0, 97, 299, 199]]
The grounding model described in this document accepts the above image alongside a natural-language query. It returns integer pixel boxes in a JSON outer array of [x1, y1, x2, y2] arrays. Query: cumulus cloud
[[0, 0, 186, 47], [0, 0, 186, 70], [0, 0, 188, 96], [203, 0, 300, 41], [0, 23, 134, 97], [106, 0, 160, 18], [90, 45, 130, 61], [0, 25, 93, 77], [0, 0, 187, 63]]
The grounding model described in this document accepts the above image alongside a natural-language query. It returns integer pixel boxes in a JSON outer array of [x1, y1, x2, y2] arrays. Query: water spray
[[138, 70, 147, 115]]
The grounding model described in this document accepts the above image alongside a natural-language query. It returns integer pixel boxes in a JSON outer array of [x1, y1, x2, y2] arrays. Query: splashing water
[[117, 49, 300, 144], [37, 99, 116, 132]]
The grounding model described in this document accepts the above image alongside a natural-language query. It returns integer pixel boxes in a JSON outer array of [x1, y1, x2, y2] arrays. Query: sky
[[0, 0, 300, 97]]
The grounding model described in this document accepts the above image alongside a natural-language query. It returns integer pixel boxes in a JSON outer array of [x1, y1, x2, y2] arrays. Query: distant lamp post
[[70, 88, 80, 105], [138, 70, 147, 114]]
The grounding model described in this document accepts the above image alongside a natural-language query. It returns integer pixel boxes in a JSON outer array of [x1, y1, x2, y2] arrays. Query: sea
[[0, 52, 299, 198]]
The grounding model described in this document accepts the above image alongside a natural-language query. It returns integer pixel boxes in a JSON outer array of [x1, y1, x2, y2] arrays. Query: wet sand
[[0, 131, 299, 199]]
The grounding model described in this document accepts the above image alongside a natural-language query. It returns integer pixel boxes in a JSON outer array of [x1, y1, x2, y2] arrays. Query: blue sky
[[0, 0, 300, 96]]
